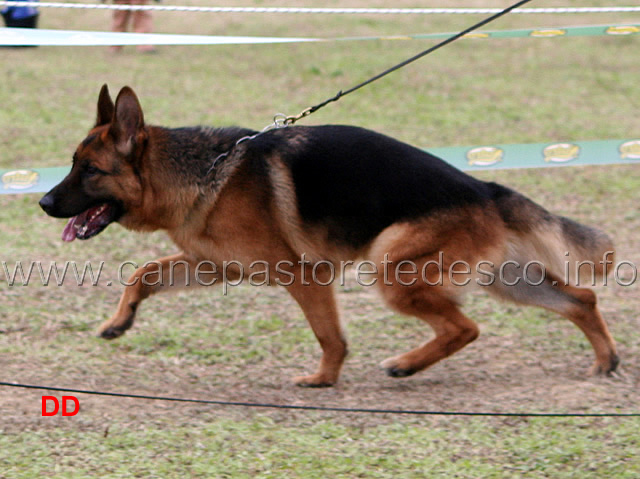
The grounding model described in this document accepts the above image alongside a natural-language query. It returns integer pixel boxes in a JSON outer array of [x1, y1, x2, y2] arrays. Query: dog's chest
[[169, 204, 284, 267]]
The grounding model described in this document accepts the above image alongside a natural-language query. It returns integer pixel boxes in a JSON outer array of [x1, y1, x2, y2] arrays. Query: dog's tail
[[489, 182, 614, 286]]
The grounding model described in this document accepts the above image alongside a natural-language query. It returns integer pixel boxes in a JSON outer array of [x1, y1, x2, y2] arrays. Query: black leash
[[208, 0, 534, 172], [282, 0, 534, 125], [3, 381, 639, 417]]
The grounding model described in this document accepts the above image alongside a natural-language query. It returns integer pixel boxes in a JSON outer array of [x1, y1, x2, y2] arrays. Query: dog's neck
[[131, 125, 256, 230], [161, 126, 256, 182]]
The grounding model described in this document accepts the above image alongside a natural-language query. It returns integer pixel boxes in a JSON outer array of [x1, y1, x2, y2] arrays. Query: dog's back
[[253, 125, 613, 281], [251, 125, 493, 250]]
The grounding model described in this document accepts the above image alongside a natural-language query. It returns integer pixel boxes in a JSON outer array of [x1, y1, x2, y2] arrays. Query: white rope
[[2, 2, 640, 14]]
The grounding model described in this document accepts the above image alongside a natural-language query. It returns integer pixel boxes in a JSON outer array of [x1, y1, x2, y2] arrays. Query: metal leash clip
[[283, 107, 313, 126], [208, 115, 287, 175], [271, 113, 289, 129]]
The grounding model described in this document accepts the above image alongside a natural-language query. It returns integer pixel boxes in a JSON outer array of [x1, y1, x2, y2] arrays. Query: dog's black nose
[[39, 193, 55, 214]]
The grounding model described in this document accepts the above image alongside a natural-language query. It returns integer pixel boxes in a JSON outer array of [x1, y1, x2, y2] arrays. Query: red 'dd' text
[[41, 396, 80, 417]]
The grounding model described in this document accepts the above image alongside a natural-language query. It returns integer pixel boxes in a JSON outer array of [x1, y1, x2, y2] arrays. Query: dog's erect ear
[[110, 86, 146, 158], [96, 84, 115, 127]]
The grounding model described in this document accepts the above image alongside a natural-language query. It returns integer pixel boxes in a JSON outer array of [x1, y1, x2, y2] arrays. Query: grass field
[[1, 0, 639, 477]]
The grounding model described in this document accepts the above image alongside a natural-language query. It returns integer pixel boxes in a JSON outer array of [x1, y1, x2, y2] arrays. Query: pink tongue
[[62, 216, 79, 242]]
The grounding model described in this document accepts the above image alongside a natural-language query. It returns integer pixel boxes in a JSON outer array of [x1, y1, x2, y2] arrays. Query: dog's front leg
[[285, 266, 348, 387], [98, 252, 215, 339]]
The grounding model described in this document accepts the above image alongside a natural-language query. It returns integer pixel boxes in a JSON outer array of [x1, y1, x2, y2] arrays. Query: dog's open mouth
[[62, 203, 118, 241]]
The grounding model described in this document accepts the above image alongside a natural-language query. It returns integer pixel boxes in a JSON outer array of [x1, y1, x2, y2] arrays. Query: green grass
[[1, 0, 640, 477], [1, 418, 639, 478]]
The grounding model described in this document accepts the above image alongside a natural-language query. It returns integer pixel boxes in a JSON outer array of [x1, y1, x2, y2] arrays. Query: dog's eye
[[84, 165, 103, 177]]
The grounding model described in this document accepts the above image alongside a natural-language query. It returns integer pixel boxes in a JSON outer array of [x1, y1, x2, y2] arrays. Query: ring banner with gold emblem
[[2, 139, 638, 195], [430, 139, 640, 172]]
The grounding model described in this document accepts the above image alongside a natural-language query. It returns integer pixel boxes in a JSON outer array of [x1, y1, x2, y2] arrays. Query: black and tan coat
[[39, 85, 618, 386]]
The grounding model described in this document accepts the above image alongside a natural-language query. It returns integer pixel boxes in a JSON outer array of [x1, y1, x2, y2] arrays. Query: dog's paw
[[97, 310, 135, 340], [292, 373, 336, 388], [380, 357, 417, 378], [588, 354, 620, 377], [99, 326, 126, 340]]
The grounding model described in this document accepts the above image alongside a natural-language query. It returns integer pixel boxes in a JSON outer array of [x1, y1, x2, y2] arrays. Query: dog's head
[[39, 85, 147, 241]]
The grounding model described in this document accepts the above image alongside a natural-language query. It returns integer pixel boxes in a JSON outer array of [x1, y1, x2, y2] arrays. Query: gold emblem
[[543, 143, 580, 163], [382, 35, 413, 41], [463, 32, 490, 39], [606, 26, 640, 35], [530, 29, 567, 38], [2, 169, 40, 190], [619, 140, 640, 159], [466, 147, 504, 166]]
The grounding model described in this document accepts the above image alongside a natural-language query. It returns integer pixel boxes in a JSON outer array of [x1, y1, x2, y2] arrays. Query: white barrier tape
[[0, 27, 316, 45], [3, 24, 639, 46], [2, 2, 640, 14]]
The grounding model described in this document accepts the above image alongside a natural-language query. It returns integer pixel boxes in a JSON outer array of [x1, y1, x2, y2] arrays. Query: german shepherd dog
[[39, 85, 619, 386]]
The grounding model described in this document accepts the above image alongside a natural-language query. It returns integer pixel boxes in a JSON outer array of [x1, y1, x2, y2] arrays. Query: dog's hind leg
[[98, 252, 228, 339], [285, 265, 348, 387], [378, 282, 480, 377], [368, 220, 487, 378], [488, 271, 619, 375]]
